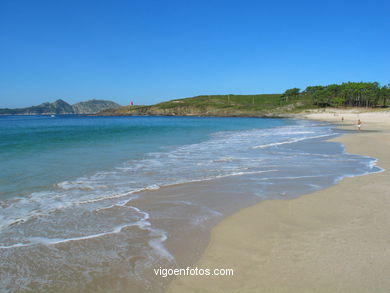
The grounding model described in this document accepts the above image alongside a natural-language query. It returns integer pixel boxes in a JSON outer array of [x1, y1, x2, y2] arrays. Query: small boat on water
[[51, 114, 55, 117]]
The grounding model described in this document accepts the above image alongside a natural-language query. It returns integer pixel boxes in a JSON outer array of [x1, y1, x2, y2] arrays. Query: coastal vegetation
[[283, 82, 390, 108], [99, 93, 314, 117], [100, 82, 390, 117]]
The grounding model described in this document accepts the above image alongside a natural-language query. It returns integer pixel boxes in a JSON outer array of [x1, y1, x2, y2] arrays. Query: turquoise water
[[0, 115, 290, 199], [0, 115, 382, 292]]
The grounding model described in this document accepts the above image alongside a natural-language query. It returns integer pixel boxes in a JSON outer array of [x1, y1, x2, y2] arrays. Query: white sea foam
[[0, 205, 156, 250], [0, 223, 131, 249], [148, 228, 174, 261], [253, 134, 334, 149]]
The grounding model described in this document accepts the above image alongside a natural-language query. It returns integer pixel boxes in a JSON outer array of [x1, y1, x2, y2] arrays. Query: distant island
[[99, 82, 390, 117], [0, 99, 121, 115]]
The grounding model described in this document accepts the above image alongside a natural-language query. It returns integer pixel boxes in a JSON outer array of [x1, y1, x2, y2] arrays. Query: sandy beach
[[168, 109, 390, 293]]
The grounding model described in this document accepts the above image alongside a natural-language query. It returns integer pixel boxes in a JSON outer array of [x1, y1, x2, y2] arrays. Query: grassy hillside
[[99, 94, 314, 117]]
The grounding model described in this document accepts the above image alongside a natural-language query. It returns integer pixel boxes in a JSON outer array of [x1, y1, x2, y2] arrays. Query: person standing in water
[[357, 119, 362, 131]]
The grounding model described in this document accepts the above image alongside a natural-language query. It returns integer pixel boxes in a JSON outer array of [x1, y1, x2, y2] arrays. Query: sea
[[0, 115, 382, 292]]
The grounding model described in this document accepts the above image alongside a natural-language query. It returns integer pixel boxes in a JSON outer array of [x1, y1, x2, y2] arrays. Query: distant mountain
[[72, 100, 121, 114], [0, 99, 121, 115]]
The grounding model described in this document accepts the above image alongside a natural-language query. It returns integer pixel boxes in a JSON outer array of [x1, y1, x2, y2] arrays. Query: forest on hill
[[282, 82, 390, 108]]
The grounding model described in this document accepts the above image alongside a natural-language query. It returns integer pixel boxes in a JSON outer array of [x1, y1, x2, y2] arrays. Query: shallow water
[[0, 115, 381, 292]]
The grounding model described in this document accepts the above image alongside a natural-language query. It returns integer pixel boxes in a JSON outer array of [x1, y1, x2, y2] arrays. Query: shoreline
[[2, 112, 388, 292], [167, 110, 390, 292], [3, 107, 389, 119]]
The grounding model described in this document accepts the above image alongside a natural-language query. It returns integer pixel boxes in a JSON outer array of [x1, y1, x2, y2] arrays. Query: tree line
[[281, 82, 390, 108]]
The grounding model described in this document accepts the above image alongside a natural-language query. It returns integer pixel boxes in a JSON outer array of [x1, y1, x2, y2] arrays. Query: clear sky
[[0, 0, 389, 107]]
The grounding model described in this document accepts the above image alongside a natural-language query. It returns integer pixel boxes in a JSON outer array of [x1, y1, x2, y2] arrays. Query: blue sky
[[0, 0, 389, 107]]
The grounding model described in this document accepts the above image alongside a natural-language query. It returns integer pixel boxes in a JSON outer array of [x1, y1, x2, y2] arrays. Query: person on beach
[[341, 116, 344, 122], [357, 119, 362, 131]]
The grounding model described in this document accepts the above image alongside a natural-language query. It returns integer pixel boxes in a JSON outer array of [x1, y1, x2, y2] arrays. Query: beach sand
[[167, 109, 390, 293]]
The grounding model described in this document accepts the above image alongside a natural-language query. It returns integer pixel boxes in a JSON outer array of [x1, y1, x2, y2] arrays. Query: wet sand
[[167, 110, 390, 293]]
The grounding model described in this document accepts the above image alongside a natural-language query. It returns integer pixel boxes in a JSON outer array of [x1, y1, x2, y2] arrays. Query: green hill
[[99, 94, 314, 117]]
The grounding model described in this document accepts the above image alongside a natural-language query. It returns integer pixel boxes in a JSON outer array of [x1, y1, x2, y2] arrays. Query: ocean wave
[[253, 134, 334, 149]]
